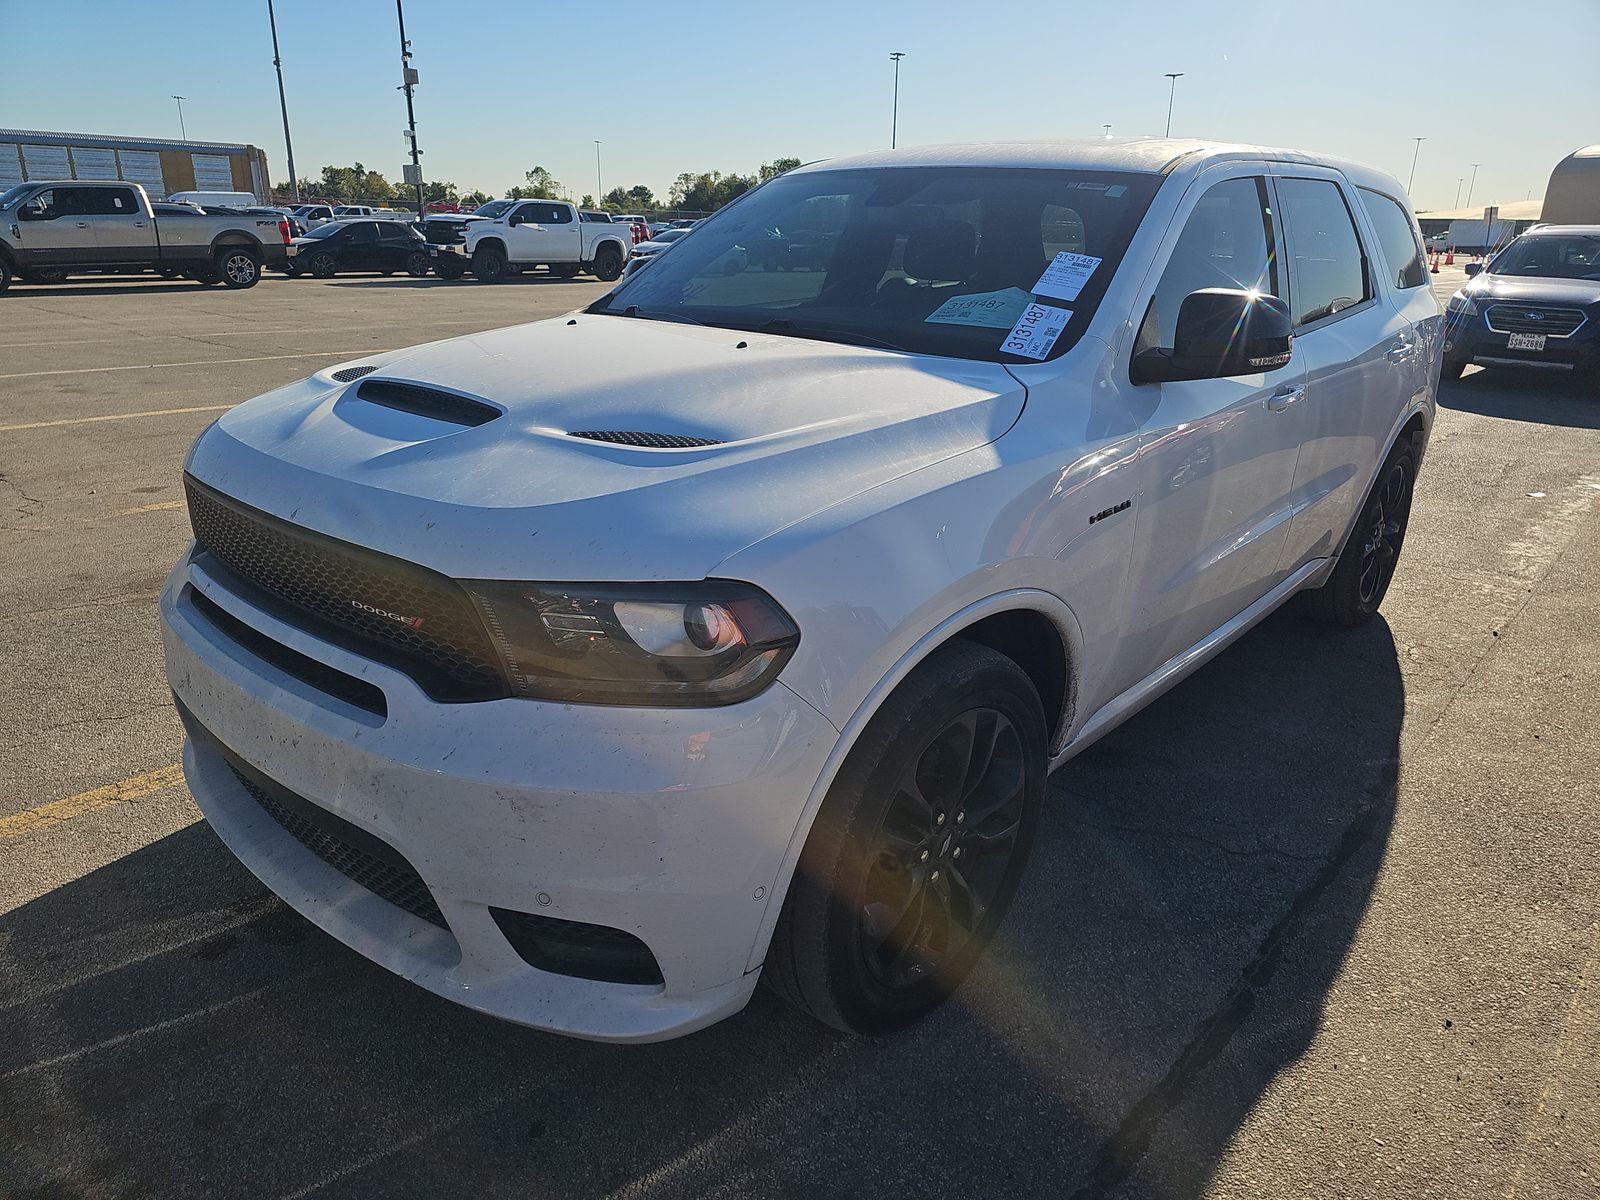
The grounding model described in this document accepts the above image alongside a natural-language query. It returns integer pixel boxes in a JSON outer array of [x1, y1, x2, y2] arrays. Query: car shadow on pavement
[[1439, 368, 1600, 428], [327, 275, 597, 290], [0, 608, 1402, 1200]]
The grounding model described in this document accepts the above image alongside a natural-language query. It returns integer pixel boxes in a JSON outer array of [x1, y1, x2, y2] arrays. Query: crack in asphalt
[[1068, 758, 1401, 1199]]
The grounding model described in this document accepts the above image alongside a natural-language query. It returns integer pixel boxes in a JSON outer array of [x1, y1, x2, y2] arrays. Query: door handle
[[1385, 340, 1415, 363], [75, 221, 89, 228], [1267, 385, 1306, 413]]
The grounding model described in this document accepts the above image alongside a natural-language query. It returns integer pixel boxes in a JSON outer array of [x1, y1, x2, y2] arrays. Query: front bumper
[[1445, 310, 1600, 373], [160, 551, 839, 1041], [427, 242, 468, 258]]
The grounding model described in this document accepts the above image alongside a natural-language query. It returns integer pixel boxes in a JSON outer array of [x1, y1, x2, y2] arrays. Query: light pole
[[1454, 177, 1463, 208], [889, 52, 906, 149], [266, 0, 299, 201], [171, 95, 188, 140], [1465, 162, 1481, 209], [1163, 73, 1184, 138], [1102, 123, 1112, 138], [594, 141, 603, 205], [396, 0, 424, 217], [1406, 137, 1425, 195]]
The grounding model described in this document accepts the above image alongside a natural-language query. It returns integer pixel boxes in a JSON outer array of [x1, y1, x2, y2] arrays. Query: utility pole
[[396, 0, 424, 217], [1465, 163, 1481, 209], [1102, 123, 1112, 137], [594, 141, 603, 205], [1163, 73, 1183, 138], [171, 95, 188, 140], [1407, 137, 1425, 195], [1454, 177, 1463, 208], [267, 0, 299, 201], [889, 52, 906, 149]]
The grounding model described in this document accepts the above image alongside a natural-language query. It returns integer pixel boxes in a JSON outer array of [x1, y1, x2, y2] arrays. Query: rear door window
[[1276, 177, 1371, 326], [348, 222, 378, 244], [1357, 187, 1426, 289]]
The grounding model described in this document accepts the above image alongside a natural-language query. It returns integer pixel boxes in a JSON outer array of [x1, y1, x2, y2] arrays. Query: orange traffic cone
[[1430, 252, 1440, 273], [1445, 247, 1454, 265]]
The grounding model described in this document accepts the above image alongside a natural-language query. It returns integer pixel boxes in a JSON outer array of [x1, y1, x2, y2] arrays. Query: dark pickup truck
[[0, 181, 289, 292]]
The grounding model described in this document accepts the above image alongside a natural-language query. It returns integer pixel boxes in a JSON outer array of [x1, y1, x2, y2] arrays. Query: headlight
[[1446, 291, 1477, 317], [465, 580, 799, 706]]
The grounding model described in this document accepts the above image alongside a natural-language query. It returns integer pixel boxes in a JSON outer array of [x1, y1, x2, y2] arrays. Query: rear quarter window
[[1357, 187, 1427, 289]]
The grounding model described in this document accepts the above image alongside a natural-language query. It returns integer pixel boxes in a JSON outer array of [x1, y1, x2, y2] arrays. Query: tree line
[[275, 158, 803, 213]]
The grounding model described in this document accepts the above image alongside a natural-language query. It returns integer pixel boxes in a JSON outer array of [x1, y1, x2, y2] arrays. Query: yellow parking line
[[118, 499, 186, 515], [0, 404, 234, 433], [0, 764, 184, 841]]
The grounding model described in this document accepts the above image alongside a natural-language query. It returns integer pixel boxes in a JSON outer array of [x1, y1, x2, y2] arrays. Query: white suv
[[161, 140, 1441, 1041]]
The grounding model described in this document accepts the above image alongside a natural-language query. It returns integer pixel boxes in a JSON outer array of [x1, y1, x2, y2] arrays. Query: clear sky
[[2, 0, 1596, 212]]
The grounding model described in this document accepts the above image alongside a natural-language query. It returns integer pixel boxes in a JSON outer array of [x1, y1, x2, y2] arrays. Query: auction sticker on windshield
[[1032, 252, 1101, 303], [1002, 302, 1072, 360], [925, 287, 1034, 328]]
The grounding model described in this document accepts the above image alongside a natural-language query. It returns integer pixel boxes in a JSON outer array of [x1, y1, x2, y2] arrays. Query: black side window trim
[[1273, 173, 1376, 334]]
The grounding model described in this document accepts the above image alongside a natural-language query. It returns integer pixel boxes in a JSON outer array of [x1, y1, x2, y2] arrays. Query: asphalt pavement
[[1, 264, 1596, 1199]]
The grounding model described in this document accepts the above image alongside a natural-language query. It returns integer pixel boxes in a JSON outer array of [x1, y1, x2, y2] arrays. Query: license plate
[[1507, 332, 1546, 351]]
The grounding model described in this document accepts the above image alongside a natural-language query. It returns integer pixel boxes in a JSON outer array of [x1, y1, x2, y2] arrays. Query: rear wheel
[[591, 244, 624, 282], [216, 247, 261, 289], [765, 641, 1046, 1035], [472, 245, 508, 282], [1299, 440, 1417, 626], [308, 251, 337, 278], [405, 251, 430, 278]]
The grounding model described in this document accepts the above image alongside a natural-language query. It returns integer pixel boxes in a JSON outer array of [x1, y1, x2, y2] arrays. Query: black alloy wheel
[[1357, 457, 1412, 610], [591, 245, 624, 282], [405, 251, 430, 277], [309, 251, 337, 278], [858, 707, 1029, 993]]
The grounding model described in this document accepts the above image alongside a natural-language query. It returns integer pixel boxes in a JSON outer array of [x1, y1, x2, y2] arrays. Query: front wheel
[[591, 245, 624, 282], [764, 641, 1046, 1035], [405, 251, 430, 278], [308, 251, 337, 279], [1299, 440, 1417, 626], [472, 246, 507, 282]]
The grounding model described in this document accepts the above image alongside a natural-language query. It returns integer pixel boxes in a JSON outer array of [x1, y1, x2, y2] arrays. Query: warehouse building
[[0, 129, 270, 203]]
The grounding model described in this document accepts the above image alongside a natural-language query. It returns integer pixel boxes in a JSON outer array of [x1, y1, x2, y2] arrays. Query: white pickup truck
[[426, 198, 630, 282]]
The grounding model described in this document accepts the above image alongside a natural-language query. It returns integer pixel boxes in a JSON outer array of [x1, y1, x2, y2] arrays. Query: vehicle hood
[[187, 316, 1025, 582], [1466, 273, 1600, 307]]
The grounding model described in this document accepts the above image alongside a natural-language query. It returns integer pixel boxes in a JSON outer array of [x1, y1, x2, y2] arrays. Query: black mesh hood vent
[[331, 364, 378, 383], [568, 430, 723, 449]]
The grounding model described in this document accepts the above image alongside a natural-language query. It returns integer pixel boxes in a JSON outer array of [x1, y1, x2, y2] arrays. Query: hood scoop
[[354, 379, 502, 428], [331, 364, 378, 383], [568, 430, 723, 449]]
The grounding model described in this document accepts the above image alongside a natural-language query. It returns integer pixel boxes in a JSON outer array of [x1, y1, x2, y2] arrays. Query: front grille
[[356, 379, 501, 428], [189, 588, 387, 717], [568, 430, 722, 449], [1485, 305, 1587, 337], [420, 219, 467, 244], [223, 750, 446, 929], [185, 475, 507, 703]]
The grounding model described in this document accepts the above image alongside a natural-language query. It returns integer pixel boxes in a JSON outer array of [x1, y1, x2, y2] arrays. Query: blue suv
[[1443, 225, 1600, 382]]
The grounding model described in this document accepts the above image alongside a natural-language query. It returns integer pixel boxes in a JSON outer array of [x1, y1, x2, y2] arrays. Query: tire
[[591, 245, 624, 282], [765, 641, 1046, 1035], [1299, 439, 1417, 627], [308, 251, 337, 279], [1441, 358, 1466, 381], [216, 248, 261, 289], [473, 245, 508, 282], [0, 259, 11, 294], [552, 263, 582, 279], [405, 251, 430, 278]]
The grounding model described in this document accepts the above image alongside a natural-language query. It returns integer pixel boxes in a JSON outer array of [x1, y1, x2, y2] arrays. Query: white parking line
[[0, 349, 360, 382], [0, 405, 235, 433]]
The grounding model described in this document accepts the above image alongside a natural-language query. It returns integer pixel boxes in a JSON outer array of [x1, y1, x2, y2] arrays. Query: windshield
[[592, 166, 1160, 361], [473, 200, 515, 218], [654, 229, 690, 243], [303, 223, 344, 239], [1488, 233, 1600, 280], [0, 185, 31, 211]]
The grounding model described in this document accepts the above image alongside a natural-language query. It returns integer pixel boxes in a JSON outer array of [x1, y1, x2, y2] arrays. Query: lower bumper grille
[[222, 749, 446, 929]]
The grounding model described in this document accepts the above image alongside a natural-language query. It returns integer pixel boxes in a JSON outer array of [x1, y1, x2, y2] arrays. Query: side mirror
[[1131, 288, 1294, 384], [1463, 262, 1482, 277]]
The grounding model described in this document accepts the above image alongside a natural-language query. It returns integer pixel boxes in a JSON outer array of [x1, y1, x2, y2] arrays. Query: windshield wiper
[[606, 305, 709, 327], [750, 318, 913, 354]]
